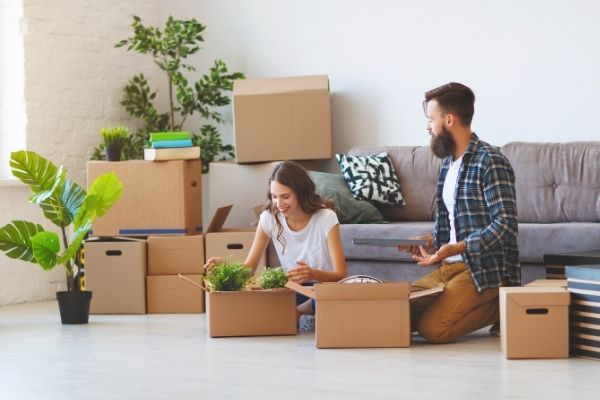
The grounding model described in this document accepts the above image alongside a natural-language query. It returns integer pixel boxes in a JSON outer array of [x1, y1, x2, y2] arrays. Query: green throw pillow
[[308, 171, 386, 224]]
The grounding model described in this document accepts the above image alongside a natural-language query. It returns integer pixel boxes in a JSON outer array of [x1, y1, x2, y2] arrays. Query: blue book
[[152, 139, 193, 148]]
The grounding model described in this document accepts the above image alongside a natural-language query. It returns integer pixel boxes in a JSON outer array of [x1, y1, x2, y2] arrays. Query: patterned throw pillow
[[335, 152, 406, 206]]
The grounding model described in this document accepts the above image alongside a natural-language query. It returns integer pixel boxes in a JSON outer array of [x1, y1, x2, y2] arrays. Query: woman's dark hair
[[262, 161, 335, 252], [423, 82, 475, 127]]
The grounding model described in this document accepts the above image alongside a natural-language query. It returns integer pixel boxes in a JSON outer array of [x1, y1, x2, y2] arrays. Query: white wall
[[163, 0, 600, 156], [0, 0, 160, 306]]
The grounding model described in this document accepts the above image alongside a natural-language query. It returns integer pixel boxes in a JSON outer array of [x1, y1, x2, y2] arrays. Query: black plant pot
[[56, 291, 92, 324], [104, 146, 122, 161]]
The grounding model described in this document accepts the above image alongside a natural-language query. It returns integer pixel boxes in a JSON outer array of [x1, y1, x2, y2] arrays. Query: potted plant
[[259, 267, 288, 289], [100, 126, 130, 161], [91, 16, 245, 173], [204, 262, 254, 292], [0, 151, 123, 324]]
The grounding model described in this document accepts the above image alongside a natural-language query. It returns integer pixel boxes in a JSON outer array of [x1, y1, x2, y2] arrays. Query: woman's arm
[[287, 224, 347, 283]]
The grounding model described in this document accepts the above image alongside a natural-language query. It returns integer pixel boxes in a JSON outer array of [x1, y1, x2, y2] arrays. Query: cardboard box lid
[[524, 279, 568, 288], [86, 236, 146, 244], [234, 75, 329, 96], [501, 287, 570, 307], [285, 281, 410, 301], [205, 204, 233, 233]]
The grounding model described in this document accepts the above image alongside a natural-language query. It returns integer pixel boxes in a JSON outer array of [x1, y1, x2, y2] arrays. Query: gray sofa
[[339, 141, 600, 284]]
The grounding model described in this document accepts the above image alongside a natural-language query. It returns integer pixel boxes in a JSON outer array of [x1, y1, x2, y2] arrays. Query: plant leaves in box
[[204, 262, 253, 292], [259, 267, 287, 289]]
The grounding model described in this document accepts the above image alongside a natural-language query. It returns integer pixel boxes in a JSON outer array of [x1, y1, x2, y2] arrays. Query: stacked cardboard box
[[566, 265, 600, 360], [500, 286, 570, 359]]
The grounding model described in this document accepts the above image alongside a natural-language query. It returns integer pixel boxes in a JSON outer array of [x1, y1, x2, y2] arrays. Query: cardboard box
[[207, 289, 297, 337], [147, 275, 205, 314], [147, 235, 204, 275], [85, 237, 147, 314], [500, 286, 570, 359], [204, 205, 266, 268], [566, 265, 600, 360], [87, 160, 202, 236], [208, 160, 321, 228], [525, 279, 568, 288], [286, 281, 413, 348], [233, 75, 332, 163]]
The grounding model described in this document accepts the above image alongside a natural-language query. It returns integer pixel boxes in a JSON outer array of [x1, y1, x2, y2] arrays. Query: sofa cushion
[[518, 222, 600, 263], [335, 152, 406, 206], [340, 221, 435, 261], [502, 142, 600, 223], [308, 171, 386, 224], [349, 146, 440, 221]]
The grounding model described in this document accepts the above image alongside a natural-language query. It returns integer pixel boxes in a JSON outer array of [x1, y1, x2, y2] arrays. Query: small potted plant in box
[[0, 151, 123, 324], [258, 267, 287, 289], [101, 126, 130, 161]]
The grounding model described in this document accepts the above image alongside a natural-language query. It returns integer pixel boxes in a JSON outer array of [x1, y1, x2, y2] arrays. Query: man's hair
[[424, 82, 475, 127]]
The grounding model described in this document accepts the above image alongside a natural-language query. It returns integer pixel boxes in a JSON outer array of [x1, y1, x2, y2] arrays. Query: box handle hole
[[105, 250, 122, 256], [526, 308, 549, 315], [227, 244, 244, 250]]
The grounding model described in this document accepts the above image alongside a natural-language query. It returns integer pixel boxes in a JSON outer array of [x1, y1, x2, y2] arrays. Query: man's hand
[[286, 261, 314, 283], [398, 234, 434, 256], [413, 241, 466, 266]]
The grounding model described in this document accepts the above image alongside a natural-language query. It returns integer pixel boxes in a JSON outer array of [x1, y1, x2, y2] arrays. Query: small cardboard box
[[500, 286, 570, 359], [147, 235, 204, 275], [525, 279, 568, 288], [286, 281, 415, 348], [232, 75, 332, 163], [85, 237, 147, 314], [87, 160, 202, 236], [147, 275, 204, 314], [204, 205, 266, 268], [207, 289, 297, 337]]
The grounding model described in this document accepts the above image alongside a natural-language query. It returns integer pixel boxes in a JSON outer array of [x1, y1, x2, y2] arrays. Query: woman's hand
[[286, 261, 314, 283], [203, 256, 224, 274]]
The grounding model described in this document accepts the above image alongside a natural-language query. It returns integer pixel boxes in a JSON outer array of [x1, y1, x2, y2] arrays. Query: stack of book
[[144, 131, 200, 161]]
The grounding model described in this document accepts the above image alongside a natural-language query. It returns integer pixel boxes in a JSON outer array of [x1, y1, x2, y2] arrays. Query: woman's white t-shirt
[[259, 208, 339, 272]]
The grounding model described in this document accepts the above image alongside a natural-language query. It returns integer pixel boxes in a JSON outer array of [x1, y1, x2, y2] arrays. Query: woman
[[204, 161, 347, 315]]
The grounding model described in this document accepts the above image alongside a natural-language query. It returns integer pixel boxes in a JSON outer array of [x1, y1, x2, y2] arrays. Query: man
[[402, 82, 520, 344]]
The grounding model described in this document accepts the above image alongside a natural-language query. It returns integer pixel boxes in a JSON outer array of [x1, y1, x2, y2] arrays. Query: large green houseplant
[[91, 16, 245, 173], [0, 151, 123, 323]]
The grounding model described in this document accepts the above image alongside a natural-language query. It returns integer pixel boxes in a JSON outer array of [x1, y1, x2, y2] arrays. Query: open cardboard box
[[178, 274, 296, 337], [285, 281, 443, 348]]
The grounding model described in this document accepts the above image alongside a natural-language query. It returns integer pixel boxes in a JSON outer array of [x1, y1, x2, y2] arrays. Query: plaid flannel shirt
[[433, 134, 520, 292]]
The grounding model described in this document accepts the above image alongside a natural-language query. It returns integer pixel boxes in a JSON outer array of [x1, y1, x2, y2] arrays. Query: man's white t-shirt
[[259, 208, 339, 272], [442, 155, 464, 263]]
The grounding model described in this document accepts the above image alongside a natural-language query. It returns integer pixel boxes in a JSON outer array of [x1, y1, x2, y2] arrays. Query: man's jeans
[[410, 261, 499, 344]]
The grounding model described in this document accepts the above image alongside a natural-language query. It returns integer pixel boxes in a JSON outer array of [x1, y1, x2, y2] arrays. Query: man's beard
[[430, 127, 456, 159]]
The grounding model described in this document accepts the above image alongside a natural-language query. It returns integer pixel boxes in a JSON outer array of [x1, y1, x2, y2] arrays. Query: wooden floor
[[0, 301, 598, 399]]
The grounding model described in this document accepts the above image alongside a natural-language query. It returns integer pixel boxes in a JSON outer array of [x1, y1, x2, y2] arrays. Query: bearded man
[[400, 82, 520, 344]]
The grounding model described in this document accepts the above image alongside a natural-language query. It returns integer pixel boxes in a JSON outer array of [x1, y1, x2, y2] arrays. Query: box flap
[[252, 204, 264, 219], [524, 279, 568, 288], [205, 205, 233, 233], [502, 287, 570, 307], [315, 282, 409, 301], [285, 281, 316, 300], [234, 75, 329, 96], [85, 236, 146, 243], [409, 285, 444, 300]]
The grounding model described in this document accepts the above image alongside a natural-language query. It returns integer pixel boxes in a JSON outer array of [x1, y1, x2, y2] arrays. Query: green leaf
[[10, 151, 66, 200], [74, 172, 123, 231], [38, 179, 86, 228], [58, 221, 91, 266], [0, 221, 45, 263], [31, 231, 60, 270]]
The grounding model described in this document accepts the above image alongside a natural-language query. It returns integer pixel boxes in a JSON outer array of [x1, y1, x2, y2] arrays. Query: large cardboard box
[[87, 160, 202, 236], [207, 289, 297, 337], [286, 281, 412, 348], [208, 160, 321, 228], [566, 265, 600, 360], [147, 235, 204, 275], [204, 205, 266, 269], [233, 75, 332, 163], [147, 275, 204, 314], [500, 286, 570, 359], [85, 237, 147, 314]]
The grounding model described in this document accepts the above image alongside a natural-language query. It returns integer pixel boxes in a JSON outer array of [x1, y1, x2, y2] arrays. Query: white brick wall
[[0, 0, 160, 306]]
